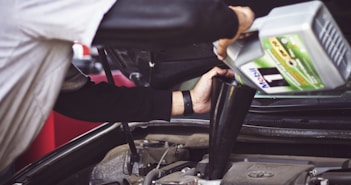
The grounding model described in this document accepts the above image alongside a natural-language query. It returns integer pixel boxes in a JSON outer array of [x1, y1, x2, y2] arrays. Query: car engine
[[89, 136, 351, 185]]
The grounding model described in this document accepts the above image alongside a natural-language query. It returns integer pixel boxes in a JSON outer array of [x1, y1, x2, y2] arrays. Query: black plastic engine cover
[[221, 162, 313, 185]]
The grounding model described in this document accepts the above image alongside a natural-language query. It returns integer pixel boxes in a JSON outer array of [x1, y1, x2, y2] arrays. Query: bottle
[[220, 1, 351, 94]]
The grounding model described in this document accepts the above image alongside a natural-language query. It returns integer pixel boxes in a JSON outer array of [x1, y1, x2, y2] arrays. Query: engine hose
[[143, 169, 164, 185]]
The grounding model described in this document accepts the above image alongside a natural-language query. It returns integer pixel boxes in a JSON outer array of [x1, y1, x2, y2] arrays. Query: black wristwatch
[[182, 91, 194, 116]]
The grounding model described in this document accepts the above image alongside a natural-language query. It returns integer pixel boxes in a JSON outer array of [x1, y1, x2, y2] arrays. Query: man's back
[[0, 0, 115, 171]]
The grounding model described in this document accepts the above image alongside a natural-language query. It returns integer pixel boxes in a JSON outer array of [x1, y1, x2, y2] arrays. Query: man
[[0, 0, 254, 173]]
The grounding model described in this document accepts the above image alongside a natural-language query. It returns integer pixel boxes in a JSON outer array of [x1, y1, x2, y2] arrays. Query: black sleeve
[[53, 80, 172, 122], [93, 0, 238, 48]]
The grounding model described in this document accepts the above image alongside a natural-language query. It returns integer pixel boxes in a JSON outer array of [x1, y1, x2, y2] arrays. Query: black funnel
[[207, 77, 256, 180]]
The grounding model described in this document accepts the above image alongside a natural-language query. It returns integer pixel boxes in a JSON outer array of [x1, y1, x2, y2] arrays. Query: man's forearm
[[93, 0, 238, 48], [54, 81, 172, 122]]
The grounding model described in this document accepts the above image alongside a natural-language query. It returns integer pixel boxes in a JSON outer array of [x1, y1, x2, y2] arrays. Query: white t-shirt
[[0, 0, 116, 171]]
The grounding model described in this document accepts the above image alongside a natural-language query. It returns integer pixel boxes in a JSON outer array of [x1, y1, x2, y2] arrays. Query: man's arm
[[55, 64, 172, 122], [54, 65, 234, 122], [54, 79, 173, 122], [92, 0, 239, 48]]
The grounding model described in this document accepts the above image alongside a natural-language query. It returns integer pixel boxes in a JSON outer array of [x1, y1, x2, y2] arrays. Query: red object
[[16, 70, 134, 170], [53, 113, 102, 147], [16, 112, 56, 169], [91, 70, 135, 87]]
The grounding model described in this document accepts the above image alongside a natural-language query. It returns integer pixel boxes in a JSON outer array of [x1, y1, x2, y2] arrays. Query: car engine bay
[[88, 122, 351, 185]]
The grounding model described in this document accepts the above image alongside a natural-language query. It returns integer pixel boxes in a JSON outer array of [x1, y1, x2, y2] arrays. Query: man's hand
[[190, 67, 234, 114], [216, 6, 255, 60], [171, 67, 234, 116]]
